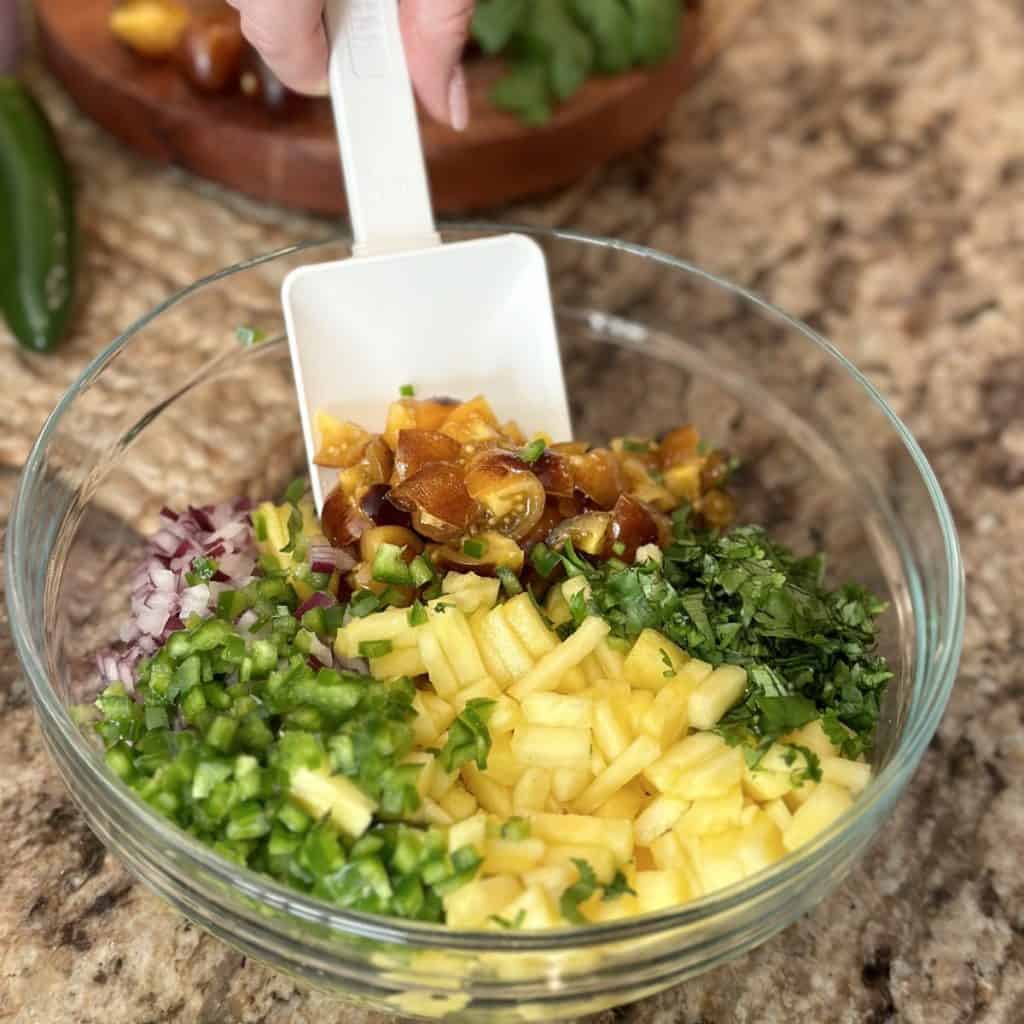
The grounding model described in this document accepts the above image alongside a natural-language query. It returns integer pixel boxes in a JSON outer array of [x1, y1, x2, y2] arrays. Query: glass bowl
[[6, 226, 963, 1020]]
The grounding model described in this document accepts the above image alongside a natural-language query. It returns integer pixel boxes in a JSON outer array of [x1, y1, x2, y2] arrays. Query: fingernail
[[448, 65, 469, 132], [309, 75, 329, 97]]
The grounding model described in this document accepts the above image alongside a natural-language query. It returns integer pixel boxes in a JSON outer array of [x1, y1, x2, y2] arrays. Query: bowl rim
[[5, 222, 965, 952]]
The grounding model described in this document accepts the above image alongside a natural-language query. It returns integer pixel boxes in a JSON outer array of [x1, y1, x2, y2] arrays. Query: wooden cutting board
[[35, 0, 754, 215]]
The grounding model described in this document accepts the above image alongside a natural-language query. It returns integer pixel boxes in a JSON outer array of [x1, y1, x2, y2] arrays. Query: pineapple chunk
[[521, 863, 578, 899], [650, 829, 685, 870], [551, 766, 592, 803], [335, 606, 415, 658], [585, 891, 640, 923], [633, 869, 692, 913], [442, 571, 500, 612], [289, 768, 375, 838], [480, 606, 534, 680], [627, 690, 654, 734], [820, 756, 872, 794], [444, 875, 523, 928], [510, 725, 591, 768], [575, 736, 662, 814], [469, 608, 513, 688], [455, 678, 503, 707], [782, 782, 853, 851], [590, 749, 607, 777], [421, 798, 454, 826], [640, 681, 691, 748], [513, 767, 551, 813], [784, 718, 844, 760], [545, 582, 572, 626], [417, 628, 459, 700], [461, 764, 513, 817], [419, 691, 456, 733], [426, 760, 458, 800], [676, 787, 743, 836], [593, 638, 626, 682], [623, 629, 689, 691], [486, 885, 560, 930], [594, 783, 648, 820], [545, 843, 616, 882], [698, 830, 746, 893], [592, 698, 632, 762], [412, 692, 442, 746], [688, 665, 748, 730], [437, 784, 478, 822], [762, 798, 793, 833], [507, 617, 611, 700], [503, 593, 559, 656], [670, 747, 743, 801], [486, 695, 523, 735], [735, 811, 786, 875], [530, 813, 633, 865], [521, 692, 593, 729], [369, 646, 427, 680], [428, 604, 487, 686], [634, 795, 689, 845], [484, 736, 527, 787], [579, 653, 604, 686], [481, 838, 547, 875], [741, 758, 794, 802], [644, 732, 725, 792]]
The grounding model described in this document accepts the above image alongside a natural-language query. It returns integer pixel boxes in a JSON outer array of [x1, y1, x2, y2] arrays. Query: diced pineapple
[[594, 783, 648, 820], [762, 798, 792, 833], [782, 782, 853, 852], [820, 756, 872, 794], [735, 812, 786, 875], [421, 797, 454, 826], [437, 784, 478, 822], [512, 767, 551, 813], [426, 759, 458, 800], [673, 832, 706, 897], [444, 875, 523, 928], [510, 724, 591, 768], [487, 695, 523, 735], [585, 891, 640, 923], [289, 768, 375, 838], [784, 718, 843, 760], [544, 843, 616, 882], [461, 764, 513, 817], [507, 617, 611, 700], [784, 781, 818, 811], [626, 690, 654, 734], [590, 748, 608, 776], [419, 691, 456, 733], [551, 766, 592, 803], [412, 692, 441, 746], [520, 692, 593, 729], [417, 628, 459, 700], [592, 698, 632, 762], [448, 811, 486, 854], [486, 885, 560, 930], [688, 665, 748, 730], [593, 638, 626, 682], [633, 869, 692, 913], [623, 629, 690, 691], [698, 830, 746, 893], [530, 814, 633, 865], [579, 653, 604, 686], [469, 608, 513, 688], [442, 571, 500, 612], [545, 582, 572, 626], [480, 736, 524, 787], [634, 795, 688, 845], [644, 732, 725, 793], [740, 803, 759, 828], [481, 838, 547, 875], [676, 787, 743, 836], [650, 829, 685, 869], [640, 681, 691, 748], [503, 594, 558, 657], [521, 863, 577, 899], [406, 751, 436, 799], [741, 758, 793, 802], [369, 646, 427, 680], [670, 747, 743, 801], [480, 606, 534, 680], [455, 678, 503, 708], [575, 736, 662, 814], [335, 606, 415, 658], [428, 604, 487, 686]]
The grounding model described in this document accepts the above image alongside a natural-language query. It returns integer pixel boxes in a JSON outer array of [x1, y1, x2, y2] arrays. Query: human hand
[[228, 0, 474, 131]]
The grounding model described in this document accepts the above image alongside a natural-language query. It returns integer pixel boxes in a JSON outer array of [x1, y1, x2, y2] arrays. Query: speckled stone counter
[[2, 0, 1023, 1021]]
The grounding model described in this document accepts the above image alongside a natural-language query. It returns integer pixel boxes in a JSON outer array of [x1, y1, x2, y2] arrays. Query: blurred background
[[1, 1, 1022, 1022]]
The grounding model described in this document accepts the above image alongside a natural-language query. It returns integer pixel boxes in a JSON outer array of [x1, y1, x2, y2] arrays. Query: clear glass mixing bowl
[[5, 226, 963, 1020]]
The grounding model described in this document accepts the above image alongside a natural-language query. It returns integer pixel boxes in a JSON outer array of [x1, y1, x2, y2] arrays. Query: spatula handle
[[324, 0, 440, 258]]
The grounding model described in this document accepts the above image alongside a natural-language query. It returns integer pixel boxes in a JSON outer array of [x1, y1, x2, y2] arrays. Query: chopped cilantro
[[530, 542, 561, 578], [560, 858, 598, 924], [490, 909, 527, 929], [439, 699, 496, 773], [407, 601, 428, 627], [280, 504, 303, 555], [519, 438, 546, 464], [659, 648, 676, 678], [400, 384, 415, 397], [432, 601, 453, 615], [603, 870, 637, 902], [185, 555, 218, 586]]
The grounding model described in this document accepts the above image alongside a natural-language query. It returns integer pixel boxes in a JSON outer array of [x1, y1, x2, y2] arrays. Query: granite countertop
[[2, 0, 1023, 1021]]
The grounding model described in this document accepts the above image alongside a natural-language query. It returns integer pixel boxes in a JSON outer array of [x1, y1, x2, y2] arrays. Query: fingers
[[400, 0, 475, 130], [228, 0, 328, 96]]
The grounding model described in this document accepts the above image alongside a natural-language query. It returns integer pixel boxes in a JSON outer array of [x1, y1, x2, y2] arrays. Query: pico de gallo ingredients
[[87, 394, 888, 929]]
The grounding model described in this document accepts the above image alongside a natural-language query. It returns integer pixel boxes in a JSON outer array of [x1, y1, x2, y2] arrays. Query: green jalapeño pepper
[[0, 77, 77, 353]]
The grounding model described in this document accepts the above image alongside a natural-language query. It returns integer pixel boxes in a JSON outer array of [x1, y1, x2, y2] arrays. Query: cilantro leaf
[[490, 909, 527, 929], [439, 699, 497, 773], [602, 870, 637, 902], [560, 858, 599, 924]]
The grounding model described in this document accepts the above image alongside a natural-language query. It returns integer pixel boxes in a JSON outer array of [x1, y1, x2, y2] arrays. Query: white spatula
[[282, 0, 572, 514]]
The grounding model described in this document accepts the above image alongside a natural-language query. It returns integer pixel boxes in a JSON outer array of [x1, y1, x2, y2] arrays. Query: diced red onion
[[295, 590, 337, 619], [307, 634, 333, 666], [236, 609, 259, 632], [308, 544, 356, 575]]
